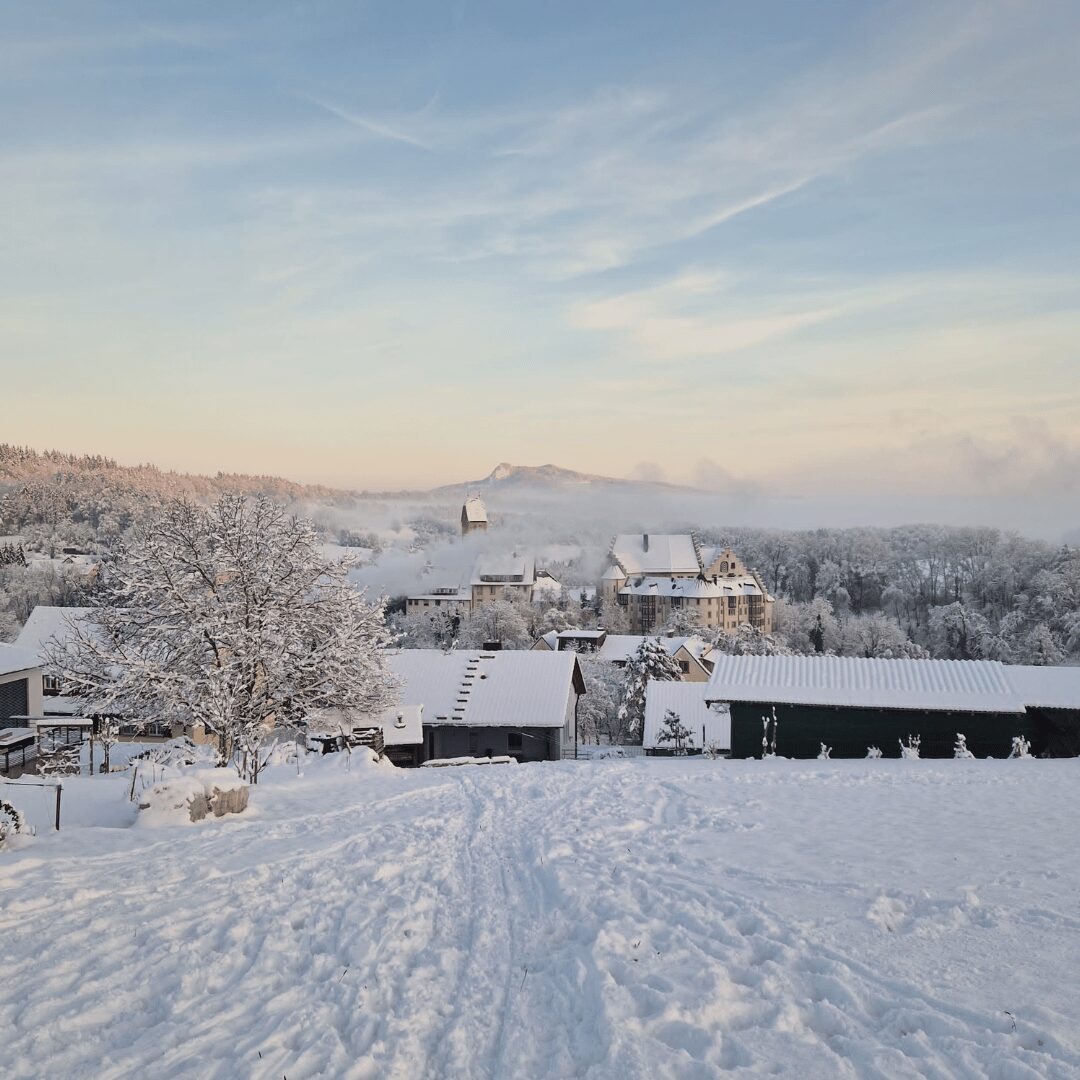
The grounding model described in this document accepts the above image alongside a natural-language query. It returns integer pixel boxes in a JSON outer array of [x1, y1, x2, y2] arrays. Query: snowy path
[[2, 758, 1079, 1078]]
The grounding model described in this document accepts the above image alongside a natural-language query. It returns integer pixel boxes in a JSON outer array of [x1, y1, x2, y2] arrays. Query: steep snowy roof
[[610, 534, 700, 576], [642, 681, 730, 751], [705, 654, 1026, 714], [387, 649, 583, 728], [0, 643, 42, 678], [14, 606, 94, 662], [1004, 665, 1080, 710], [619, 577, 762, 599], [471, 554, 536, 585], [595, 634, 709, 666], [463, 496, 488, 523]]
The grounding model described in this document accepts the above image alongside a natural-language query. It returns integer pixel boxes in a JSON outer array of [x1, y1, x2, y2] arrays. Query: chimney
[[643, 533, 649, 552]]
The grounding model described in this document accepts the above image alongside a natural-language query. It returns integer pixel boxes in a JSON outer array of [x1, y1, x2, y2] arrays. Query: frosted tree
[[46, 495, 399, 782], [663, 606, 701, 636], [762, 707, 779, 757], [953, 733, 974, 759], [657, 709, 693, 755], [616, 638, 683, 739], [1022, 623, 1064, 667], [394, 606, 461, 649], [459, 593, 532, 650], [865, 745, 883, 759], [575, 655, 626, 744], [597, 598, 632, 635], [817, 743, 832, 760], [711, 623, 792, 656]]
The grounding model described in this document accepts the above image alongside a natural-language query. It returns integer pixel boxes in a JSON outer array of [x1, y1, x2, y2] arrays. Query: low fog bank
[[301, 484, 1078, 601]]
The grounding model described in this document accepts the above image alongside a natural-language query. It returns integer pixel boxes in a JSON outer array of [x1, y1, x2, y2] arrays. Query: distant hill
[[431, 462, 697, 496]]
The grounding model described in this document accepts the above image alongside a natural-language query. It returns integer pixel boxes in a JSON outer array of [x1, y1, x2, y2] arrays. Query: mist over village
[[2, 3, 1080, 1079]]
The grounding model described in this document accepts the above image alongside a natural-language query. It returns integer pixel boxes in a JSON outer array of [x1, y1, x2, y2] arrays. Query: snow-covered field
[[2, 757, 1079, 1079]]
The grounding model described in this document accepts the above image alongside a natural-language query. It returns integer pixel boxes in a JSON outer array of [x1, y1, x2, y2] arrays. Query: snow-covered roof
[[462, 496, 488, 523], [595, 634, 710, 667], [1004, 665, 1080, 710], [14, 606, 94, 663], [610, 534, 700, 576], [471, 554, 536, 585], [705, 655, 1026, 714], [407, 590, 471, 603], [388, 649, 584, 728], [0, 643, 42, 678], [619, 577, 762, 599], [642, 681, 730, 751]]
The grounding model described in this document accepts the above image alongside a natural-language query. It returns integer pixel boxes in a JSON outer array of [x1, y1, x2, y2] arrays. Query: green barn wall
[[728, 701, 1055, 759]]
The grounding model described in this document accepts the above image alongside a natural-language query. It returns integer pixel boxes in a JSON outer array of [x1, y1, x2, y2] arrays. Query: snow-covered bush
[[0, 798, 24, 847], [761, 707, 779, 758], [817, 743, 832, 760], [899, 735, 921, 759], [954, 733, 974, 759], [865, 746, 883, 759], [1009, 735, 1032, 759]]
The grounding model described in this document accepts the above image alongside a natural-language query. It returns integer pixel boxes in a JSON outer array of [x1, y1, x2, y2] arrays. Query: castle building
[[600, 534, 773, 635]]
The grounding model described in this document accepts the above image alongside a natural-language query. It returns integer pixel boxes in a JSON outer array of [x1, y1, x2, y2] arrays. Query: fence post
[[54, 783, 62, 832]]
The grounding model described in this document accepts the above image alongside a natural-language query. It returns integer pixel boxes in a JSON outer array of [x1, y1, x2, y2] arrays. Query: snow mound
[[137, 769, 249, 826]]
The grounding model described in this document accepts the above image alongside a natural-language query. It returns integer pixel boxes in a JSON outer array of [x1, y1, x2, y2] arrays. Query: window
[[678, 660, 690, 674], [507, 732, 523, 752], [43, 674, 61, 694]]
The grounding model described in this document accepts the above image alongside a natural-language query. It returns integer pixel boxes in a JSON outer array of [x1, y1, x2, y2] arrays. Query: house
[[642, 681, 730, 756], [314, 703, 425, 767], [461, 496, 488, 536], [532, 629, 716, 681], [14, 605, 94, 697], [600, 535, 773, 635], [385, 649, 586, 762], [0, 644, 44, 729], [704, 654, 1080, 758], [406, 554, 547, 614]]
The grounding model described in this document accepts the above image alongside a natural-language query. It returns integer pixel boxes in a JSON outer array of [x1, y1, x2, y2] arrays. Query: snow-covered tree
[[47, 495, 398, 781], [954, 733, 974, 759], [459, 593, 532, 650], [840, 612, 929, 659], [394, 606, 462, 649], [817, 743, 832, 760], [657, 709, 693, 755], [663, 606, 701, 636], [865, 745, 883, 759], [711, 623, 792, 656], [575, 655, 626, 744], [1022, 623, 1064, 666], [597, 598, 632, 635], [616, 638, 683, 739]]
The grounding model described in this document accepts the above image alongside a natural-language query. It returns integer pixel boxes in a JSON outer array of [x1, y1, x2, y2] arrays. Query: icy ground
[[2, 758, 1080, 1079]]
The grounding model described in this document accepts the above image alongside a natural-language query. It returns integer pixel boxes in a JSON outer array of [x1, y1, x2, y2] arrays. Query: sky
[[2, 1, 1079, 533]]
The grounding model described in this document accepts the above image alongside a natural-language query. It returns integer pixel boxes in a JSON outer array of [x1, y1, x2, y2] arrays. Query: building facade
[[600, 534, 773, 635]]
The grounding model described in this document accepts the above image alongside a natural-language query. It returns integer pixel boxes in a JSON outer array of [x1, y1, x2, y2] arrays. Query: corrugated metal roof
[[388, 649, 579, 728], [643, 681, 730, 750], [705, 654, 1026, 714], [1003, 665, 1080, 710], [0, 643, 42, 678]]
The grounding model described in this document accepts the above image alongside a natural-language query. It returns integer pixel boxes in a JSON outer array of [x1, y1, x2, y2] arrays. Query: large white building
[[600, 534, 773, 635]]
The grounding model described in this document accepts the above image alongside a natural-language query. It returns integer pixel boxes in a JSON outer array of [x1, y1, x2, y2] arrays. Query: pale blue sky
[[2, 1, 1079, 526]]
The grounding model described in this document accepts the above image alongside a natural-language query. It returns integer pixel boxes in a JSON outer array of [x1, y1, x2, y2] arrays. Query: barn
[[704, 655, 1080, 759]]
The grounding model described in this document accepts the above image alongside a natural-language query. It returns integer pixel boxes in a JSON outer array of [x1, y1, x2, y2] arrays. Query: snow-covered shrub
[[657, 709, 693, 755], [865, 746, 883, 759], [0, 798, 24, 847], [1009, 735, 1032, 759], [761, 707, 779, 758], [899, 735, 921, 759], [703, 741, 725, 760], [817, 743, 832, 760], [954, 733, 974, 759]]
